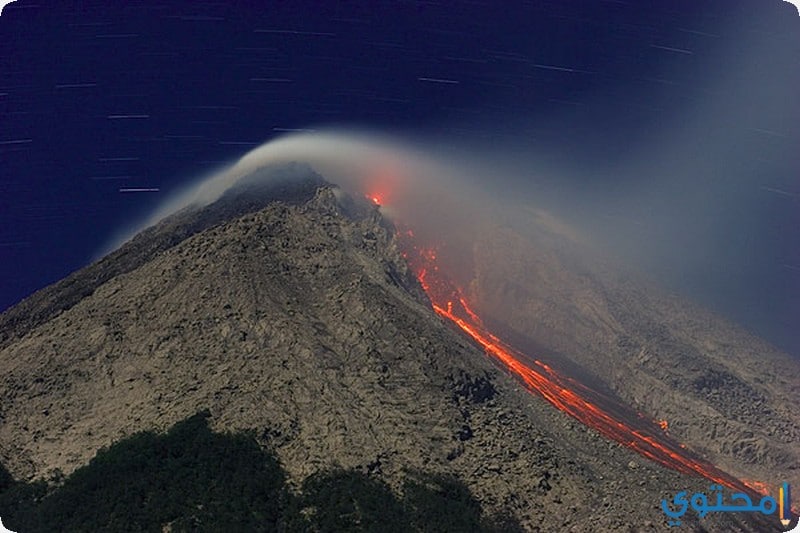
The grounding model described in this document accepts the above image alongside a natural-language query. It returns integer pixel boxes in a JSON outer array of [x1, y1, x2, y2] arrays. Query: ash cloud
[[104, 129, 497, 260]]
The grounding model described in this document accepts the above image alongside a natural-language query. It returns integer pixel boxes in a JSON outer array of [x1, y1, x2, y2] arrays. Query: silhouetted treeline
[[0, 412, 519, 532]]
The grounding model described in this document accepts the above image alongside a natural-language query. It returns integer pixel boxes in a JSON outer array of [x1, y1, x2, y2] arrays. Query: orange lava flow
[[401, 239, 763, 496], [742, 480, 771, 496]]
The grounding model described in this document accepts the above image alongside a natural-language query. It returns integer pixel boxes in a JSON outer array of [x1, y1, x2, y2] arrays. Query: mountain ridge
[[0, 167, 783, 531]]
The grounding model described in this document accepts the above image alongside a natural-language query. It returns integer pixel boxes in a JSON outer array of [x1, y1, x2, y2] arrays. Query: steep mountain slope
[[0, 168, 780, 531], [0, 162, 327, 350], [468, 212, 800, 497]]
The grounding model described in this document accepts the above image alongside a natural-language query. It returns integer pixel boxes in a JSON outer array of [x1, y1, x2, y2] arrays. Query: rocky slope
[[0, 167, 783, 531], [469, 210, 800, 500]]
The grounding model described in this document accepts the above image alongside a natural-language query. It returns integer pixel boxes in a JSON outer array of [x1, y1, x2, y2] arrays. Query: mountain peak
[[0, 172, 785, 531]]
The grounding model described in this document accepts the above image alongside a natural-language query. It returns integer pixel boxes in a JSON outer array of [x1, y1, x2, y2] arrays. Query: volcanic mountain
[[0, 163, 793, 531]]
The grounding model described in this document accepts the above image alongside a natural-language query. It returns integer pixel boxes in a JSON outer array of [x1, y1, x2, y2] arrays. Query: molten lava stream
[[402, 241, 761, 497]]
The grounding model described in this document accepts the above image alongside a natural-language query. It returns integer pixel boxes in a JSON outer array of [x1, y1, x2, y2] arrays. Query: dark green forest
[[0, 413, 519, 532]]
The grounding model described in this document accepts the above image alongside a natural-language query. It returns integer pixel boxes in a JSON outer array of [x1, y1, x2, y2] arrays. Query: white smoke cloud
[[103, 129, 503, 253]]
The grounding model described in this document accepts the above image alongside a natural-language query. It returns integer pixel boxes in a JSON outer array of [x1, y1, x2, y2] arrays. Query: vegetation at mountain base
[[0, 412, 516, 532]]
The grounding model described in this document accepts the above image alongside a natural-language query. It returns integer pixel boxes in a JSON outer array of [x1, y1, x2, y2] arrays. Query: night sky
[[1, 1, 798, 355]]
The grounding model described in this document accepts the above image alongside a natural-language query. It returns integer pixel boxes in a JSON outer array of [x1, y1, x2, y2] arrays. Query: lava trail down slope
[[397, 234, 764, 499]]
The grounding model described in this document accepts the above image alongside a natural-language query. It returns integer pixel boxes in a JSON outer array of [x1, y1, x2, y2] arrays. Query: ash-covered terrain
[[0, 164, 790, 531]]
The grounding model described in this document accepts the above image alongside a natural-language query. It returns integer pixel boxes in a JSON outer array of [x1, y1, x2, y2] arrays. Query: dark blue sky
[[1, 0, 798, 355]]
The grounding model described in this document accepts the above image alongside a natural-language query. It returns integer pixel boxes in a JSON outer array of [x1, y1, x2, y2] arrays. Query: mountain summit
[[0, 165, 787, 531]]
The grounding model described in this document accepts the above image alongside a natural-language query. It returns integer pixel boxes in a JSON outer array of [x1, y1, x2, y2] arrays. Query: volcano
[[0, 164, 793, 531]]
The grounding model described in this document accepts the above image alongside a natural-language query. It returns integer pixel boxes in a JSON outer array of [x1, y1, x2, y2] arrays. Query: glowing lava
[[398, 237, 763, 496]]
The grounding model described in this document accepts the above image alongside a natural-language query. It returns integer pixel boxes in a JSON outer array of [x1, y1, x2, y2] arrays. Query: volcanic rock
[[0, 165, 782, 531], [468, 212, 800, 499]]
